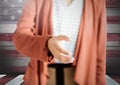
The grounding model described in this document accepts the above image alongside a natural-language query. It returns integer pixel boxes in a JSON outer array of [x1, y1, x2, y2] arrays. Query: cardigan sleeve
[[97, 0, 107, 85], [13, 0, 52, 62]]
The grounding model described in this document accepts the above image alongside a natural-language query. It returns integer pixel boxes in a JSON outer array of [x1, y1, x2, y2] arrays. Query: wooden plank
[[106, 0, 120, 8]]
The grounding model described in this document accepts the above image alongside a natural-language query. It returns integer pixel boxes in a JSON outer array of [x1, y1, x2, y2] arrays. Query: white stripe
[[0, 24, 16, 33], [1, 46, 119, 50], [5, 75, 24, 85], [107, 47, 120, 50], [107, 41, 120, 47], [0, 47, 16, 50], [0, 24, 120, 33], [107, 24, 120, 33], [107, 8, 120, 16], [0, 41, 119, 50], [0, 42, 13, 46], [0, 74, 6, 78], [106, 75, 120, 85], [0, 41, 119, 47]]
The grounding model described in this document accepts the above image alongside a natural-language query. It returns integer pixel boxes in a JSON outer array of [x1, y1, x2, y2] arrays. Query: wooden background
[[0, 0, 120, 75]]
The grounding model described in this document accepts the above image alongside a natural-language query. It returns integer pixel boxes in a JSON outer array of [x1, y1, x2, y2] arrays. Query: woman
[[13, 0, 107, 85]]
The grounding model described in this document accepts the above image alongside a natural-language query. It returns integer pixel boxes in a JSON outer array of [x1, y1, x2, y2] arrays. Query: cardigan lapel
[[73, 0, 106, 85], [36, 0, 106, 85]]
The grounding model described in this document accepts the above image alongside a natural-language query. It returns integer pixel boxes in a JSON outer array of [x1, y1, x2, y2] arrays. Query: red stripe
[[110, 75, 120, 84], [106, 0, 120, 8], [0, 34, 13, 41], [0, 50, 119, 58], [107, 50, 120, 58], [107, 21, 120, 24], [0, 50, 19, 54], [0, 66, 27, 73], [0, 34, 120, 41], [0, 75, 18, 84], [107, 16, 120, 21], [0, 53, 24, 58], [107, 34, 120, 41]]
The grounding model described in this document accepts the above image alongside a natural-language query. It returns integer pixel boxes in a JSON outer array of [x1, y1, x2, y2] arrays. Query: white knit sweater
[[52, 0, 84, 62]]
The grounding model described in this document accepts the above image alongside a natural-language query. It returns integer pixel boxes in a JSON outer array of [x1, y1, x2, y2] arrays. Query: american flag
[[0, 0, 120, 85]]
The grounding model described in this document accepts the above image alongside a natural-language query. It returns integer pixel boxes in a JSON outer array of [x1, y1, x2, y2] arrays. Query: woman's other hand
[[48, 35, 74, 63]]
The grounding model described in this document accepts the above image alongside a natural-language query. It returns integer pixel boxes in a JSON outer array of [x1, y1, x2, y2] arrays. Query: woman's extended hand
[[47, 35, 74, 63]]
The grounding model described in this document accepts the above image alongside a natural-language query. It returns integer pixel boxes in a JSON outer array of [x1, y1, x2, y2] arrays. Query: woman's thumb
[[56, 35, 70, 41]]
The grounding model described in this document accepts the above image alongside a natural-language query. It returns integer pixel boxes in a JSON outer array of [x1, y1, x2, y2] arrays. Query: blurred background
[[0, 0, 120, 84]]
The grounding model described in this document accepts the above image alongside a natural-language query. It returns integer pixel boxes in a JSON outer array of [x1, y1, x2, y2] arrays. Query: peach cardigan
[[13, 0, 107, 85]]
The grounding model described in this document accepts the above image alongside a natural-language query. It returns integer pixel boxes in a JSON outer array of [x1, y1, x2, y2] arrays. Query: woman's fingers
[[47, 35, 74, 63], [55, 44, 69, 55], [56, 35, 71, 41], [53, 50, 73, 63], [59, 55, 74, 64]]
